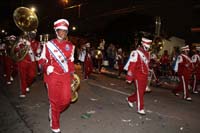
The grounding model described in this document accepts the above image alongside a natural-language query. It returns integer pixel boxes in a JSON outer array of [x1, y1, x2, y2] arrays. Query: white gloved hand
[[126, 80, 132, 84], [47, 65, 54, 75]]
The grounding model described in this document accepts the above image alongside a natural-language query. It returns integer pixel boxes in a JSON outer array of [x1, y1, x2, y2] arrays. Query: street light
[[30, 7, 36, 12], [72, 26, 76, 31], [64, 4, 82, 18], [63, 0, 69, 4]]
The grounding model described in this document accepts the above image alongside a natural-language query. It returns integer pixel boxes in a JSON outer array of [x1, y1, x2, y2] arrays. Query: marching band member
[[39, 19, 75, 133], [4, 35, 16, 84], [124, 37, 152, 115], [17, 31, 39, 98], [173, 45, 193, 101], [191, 47, 200, 94], [146, 53, 160, 92], [83, 43, 93, 79]]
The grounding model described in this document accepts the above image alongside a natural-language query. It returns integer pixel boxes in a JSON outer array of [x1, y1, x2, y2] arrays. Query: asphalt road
[[0, 66, 200, 133]]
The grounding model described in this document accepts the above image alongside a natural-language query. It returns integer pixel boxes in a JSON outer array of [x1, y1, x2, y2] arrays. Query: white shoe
[[52, 128, 61, 133], [10, 76, 14, 81], [185, 97, 192, 101], [193, 91, 198, 94], [137, 109, 146, 115], [19, 94, 26, 98], [126, 98, 134, 108], [7, 81, 11, 85], [26, 88, 30, 92], [145, 86, 152, 93], [175, 93, 180, 96]]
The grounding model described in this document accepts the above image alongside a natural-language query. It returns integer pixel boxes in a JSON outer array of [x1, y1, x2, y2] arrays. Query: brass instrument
[[151, 16, 163, 54], [151, 36, 164, 54], [11, 7, 38, 62], [71, 73, 80, 103], [13, 7, 38, 32], [94, 49, 103, 59]]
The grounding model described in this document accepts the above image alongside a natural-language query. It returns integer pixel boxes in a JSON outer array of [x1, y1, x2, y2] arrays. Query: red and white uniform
[[173, 53, 193, 99], [124, 47, 150, 111], [4, 35, 17, 84], [191, 53, 200, 93], [17, 38, 39, 95], [4, 54, 14, 84], [84, 51, 93, 79], [39, 39, 75, 130]]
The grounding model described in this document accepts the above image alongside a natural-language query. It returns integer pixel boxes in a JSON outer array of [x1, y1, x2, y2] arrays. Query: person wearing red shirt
[[16, 31, 39, 98], [83, 43, 93, 79], [4, 35, 16, 85], [124, 37, 152, 115], [173, 45, 193, 101], [39, 19, 75, 133], [160, 50, 170, 77], [191, 47, 200, 94]]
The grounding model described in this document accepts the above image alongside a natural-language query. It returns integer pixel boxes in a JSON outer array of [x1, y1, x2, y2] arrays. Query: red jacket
[[39, 39, 75, 82], [125, 47, 150, 82], [176, 54, 193, 76]]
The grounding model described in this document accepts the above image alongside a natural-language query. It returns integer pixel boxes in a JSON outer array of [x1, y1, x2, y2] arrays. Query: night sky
[[0, 0, 199, 43]]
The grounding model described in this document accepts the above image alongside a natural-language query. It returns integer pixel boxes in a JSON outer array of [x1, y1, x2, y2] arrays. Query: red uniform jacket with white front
[[192, 53, 200, 76], [174, 54, 193, 76], [124, 47, 150, 81], [39, 39, 75, 82]]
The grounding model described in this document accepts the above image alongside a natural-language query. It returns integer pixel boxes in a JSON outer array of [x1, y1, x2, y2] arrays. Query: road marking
[[88, 82, 130, 96]]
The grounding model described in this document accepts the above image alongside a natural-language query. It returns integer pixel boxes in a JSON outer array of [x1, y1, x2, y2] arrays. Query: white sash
[[28, 46, 35, 62], [181, 54, 192, 63], [136, 50, 149, 68], [47, 41, 68, 72]]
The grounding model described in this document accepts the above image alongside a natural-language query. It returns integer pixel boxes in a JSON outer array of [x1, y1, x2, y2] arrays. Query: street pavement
[[0, 65, 200, 133]]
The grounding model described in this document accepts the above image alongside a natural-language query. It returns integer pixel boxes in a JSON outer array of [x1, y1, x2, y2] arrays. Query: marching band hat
[[118, 48, 122, 52], [54, 19, 69, 31], [85, 43, 90, 48], [181, 45, 190, 51], [9, 35, 16, 40], [141, 37, 152, 48]]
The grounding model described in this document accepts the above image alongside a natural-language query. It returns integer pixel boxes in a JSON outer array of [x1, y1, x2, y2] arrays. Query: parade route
[[0, 68, 200, 133]]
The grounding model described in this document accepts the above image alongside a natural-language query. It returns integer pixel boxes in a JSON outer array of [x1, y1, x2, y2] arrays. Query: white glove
[[47, 66, 54, 75], [126, 80, 132, 84]]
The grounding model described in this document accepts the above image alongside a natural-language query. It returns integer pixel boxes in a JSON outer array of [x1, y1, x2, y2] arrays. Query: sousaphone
[[11, 7, 38, 62]]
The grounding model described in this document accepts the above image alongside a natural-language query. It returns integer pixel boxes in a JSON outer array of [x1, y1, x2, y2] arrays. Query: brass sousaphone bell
[[11, 7, 38, 62]]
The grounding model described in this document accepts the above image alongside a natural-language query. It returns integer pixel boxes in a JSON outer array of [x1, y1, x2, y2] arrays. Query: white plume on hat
[[141, 37, 152, 48], [54, 19, 69, 31]]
